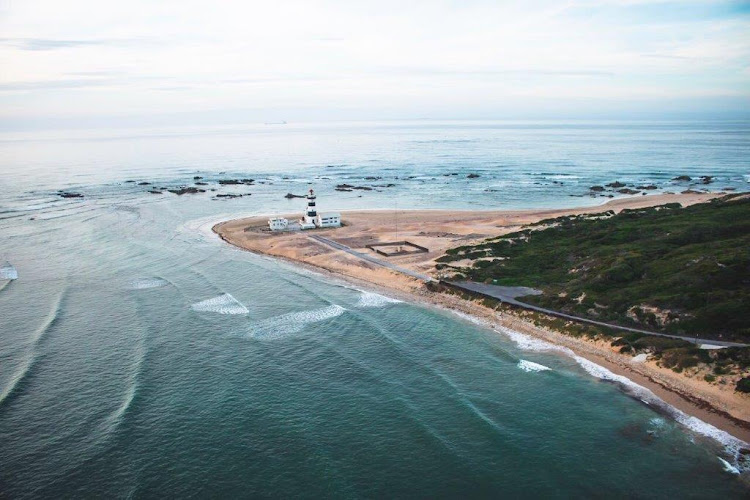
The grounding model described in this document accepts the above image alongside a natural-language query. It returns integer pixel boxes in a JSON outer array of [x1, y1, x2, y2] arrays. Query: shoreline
[[212, 193, 750, 447]]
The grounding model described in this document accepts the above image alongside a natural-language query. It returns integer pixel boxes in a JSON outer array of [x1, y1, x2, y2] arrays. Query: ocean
[[0, 121, 748, 497]]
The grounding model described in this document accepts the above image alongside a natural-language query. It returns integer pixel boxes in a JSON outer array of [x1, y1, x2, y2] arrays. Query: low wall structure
[[366, 241, 429, 257]]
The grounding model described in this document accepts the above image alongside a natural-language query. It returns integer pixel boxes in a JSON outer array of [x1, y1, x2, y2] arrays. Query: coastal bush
[[736, 377, 750, 393], [442, 195, 750, 343]]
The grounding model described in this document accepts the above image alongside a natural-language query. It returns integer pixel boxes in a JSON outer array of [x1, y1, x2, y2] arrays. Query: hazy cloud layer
[[0, 0, 748, 128]]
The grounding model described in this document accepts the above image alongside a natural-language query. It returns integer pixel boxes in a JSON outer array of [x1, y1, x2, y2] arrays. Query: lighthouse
[[299, 188, 341, 230], [300, 189, 318, 229]]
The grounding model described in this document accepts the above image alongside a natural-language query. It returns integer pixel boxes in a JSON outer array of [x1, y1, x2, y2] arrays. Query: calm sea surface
[[1, 121, 749, 497]]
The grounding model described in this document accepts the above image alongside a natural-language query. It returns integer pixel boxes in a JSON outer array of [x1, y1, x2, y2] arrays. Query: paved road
[[447, 281, 749, 348], [308, 234, 435, 282], [306, 234, 748, 348]]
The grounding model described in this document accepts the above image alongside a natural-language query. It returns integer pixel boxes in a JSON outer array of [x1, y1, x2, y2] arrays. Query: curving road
[[307, 234, 747, 348], [445, 280, 749, 348]]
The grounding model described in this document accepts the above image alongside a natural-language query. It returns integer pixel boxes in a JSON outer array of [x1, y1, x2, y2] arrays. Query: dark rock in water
[[467, 173, 480, 179], [352, 186, 372, 191], [195, 181, 208, 185], [59, 192, 83, 198], [335, 188, 353, 192], [672, 175, 692, 181], [606, 181, 626, 188], [637, 185, 658, 190], [724, 187, 736, 191], [681, 189, 701, 194], [168, 187, 205, 195], [699, 175, 714, 184], [364, 176, 381, 180], [215, 193, 244, 199], [218, 179, 254, 185], [372, 184, 396, 188], [125, 180, 135, 183], [137, 181, 151, 185], [148, 190, 163, 194], [336, 184, 355, 189], [193, 176, 203, 180], [284, 193, 306, 199], [590, 186, 605, 192], [617, 188, 640, 195]]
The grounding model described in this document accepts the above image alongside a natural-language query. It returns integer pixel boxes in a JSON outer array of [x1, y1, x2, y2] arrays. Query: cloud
[[0, 78, 116, 91], [0, 37, 145, 51]]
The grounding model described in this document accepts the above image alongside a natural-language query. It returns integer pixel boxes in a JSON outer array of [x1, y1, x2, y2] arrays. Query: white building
[[268, 217, 288, 231], [317, 213, 341, 228]]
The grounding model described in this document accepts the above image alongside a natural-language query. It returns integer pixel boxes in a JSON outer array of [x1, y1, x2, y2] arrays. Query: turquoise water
[[1, 121, 749, 497]]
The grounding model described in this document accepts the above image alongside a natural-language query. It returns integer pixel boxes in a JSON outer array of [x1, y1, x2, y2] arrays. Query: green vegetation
[[439, 195, 750, 342]]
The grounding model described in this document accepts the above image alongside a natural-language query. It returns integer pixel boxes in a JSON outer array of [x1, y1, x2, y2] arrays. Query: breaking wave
[[718, 457, 740, 475], [191, 293, 249, 315], [493, 324, 749, 473], [249, 304, 346, 340], [128, 277, 169, 290], [0, 261, 18, 280], [0, 289, 65, 408], [518, 360, 551, 373], [356, 291, 403, 308]]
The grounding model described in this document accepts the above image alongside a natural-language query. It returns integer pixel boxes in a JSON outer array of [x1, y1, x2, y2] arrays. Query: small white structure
[[268, 217, 288, 231], [317, 213, 341, 228]]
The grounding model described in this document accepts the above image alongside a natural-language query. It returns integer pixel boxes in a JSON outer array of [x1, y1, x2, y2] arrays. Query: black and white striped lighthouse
[[303, 189, 317, 225]]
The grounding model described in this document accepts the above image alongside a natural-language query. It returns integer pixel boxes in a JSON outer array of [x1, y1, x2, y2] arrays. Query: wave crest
[[356, 291, 402, 308], [518, 360, 551, 372], [128, 277, 169, 290], [191, 294, 249, 315], [1, 262, 18, 280], [249, 305, 346, 340]]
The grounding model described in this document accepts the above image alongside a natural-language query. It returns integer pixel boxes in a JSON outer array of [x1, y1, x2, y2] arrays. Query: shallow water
[[0, 121, 748, 497]]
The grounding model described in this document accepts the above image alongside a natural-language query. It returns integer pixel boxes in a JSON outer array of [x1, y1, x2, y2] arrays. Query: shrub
[[736, 377, 750, 393], [704, 374, 716, 383]]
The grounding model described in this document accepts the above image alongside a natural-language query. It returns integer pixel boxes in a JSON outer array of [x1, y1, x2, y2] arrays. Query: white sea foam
[[191, 293, 249, 315], [449, 310, 488, 327], [718, 457, 741, 475], [572, 353, 749, 472], [129, 277, 169, 290], [496, 325, 573, 355], [249, 304, 346, 340], [492, 323, 749, 471], [0, 262, 18, 280], [356, 291, 402, 308], [518, 360, 551, 372]]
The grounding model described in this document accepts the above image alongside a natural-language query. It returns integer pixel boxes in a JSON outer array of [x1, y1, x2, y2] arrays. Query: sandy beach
[[214, 192, 750, 443]]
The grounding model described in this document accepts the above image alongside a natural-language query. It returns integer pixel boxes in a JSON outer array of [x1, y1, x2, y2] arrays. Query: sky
[[0, 0, 749, 129]]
